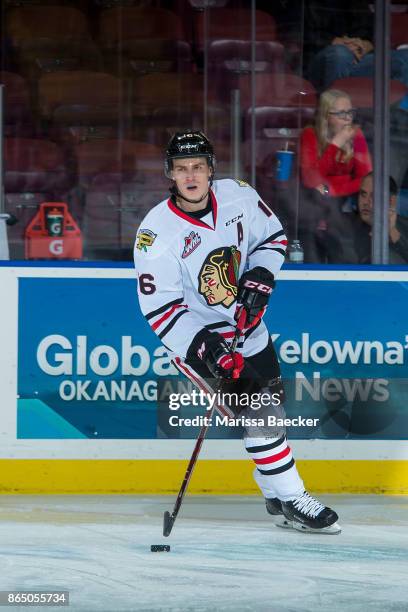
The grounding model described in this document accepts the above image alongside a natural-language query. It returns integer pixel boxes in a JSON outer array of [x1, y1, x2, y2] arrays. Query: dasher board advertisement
[[17, 271, 408, 439]]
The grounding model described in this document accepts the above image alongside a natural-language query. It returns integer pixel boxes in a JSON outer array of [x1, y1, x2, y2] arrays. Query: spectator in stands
[[302, 0, 374, 66], [308, 26, 408, 93], [353, 173, 408, 264], [299, 88, 372, 263], [302, 0, 408, 195]]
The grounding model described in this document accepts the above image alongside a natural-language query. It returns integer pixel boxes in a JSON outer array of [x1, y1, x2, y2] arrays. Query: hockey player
[[134, 130, 340, 534]]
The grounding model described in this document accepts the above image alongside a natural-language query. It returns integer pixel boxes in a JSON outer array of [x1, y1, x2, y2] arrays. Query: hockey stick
[[163, 309, 247, 537]]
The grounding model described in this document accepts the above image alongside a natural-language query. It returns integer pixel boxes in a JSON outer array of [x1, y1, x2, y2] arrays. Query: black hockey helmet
[[164, 130, 216, 178]]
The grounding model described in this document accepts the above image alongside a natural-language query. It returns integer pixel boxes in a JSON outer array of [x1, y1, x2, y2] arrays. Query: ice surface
[[0, 495, 407, 612]]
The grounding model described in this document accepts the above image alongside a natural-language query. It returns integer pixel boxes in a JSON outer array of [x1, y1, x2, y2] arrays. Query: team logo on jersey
[[198, 246, 241, 308], [234, 179, 249, 187], [136, 229, 157, 252], [181, 231, 201, 259]]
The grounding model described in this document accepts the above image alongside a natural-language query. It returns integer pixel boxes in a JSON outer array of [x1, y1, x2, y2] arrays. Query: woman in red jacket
[[299, 88, 372, 262]]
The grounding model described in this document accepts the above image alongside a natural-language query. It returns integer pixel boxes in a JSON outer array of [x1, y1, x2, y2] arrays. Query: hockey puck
[[150, 544, 170, 552]]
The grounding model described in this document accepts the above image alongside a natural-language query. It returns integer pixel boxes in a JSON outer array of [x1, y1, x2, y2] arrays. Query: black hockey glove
[[235, 266, 275, 328], [187, 329, 244, 380]]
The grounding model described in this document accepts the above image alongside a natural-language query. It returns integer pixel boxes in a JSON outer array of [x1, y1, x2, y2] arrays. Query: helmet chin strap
[[170, 177, 213, 205]]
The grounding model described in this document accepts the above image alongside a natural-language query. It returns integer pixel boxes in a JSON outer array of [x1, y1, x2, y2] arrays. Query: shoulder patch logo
[[136, 228, 157, 252], [234, 179, 250, 187], [182, 231, 201, 259]]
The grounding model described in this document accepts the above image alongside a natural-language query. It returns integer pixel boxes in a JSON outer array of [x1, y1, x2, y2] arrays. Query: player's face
[[358, 175, 373, 224], [199, 264, 225, 305], [171, 157, 211, 201]]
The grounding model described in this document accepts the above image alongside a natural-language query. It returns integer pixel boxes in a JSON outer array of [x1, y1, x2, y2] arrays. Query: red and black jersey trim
[[158, 309, 188, 340], [254, 246, 286, 256], [167, 189, 218, 230], [204, 321, 245, 348], [249, 230, 287, 257], [258, 230, 286, 248], [258, 199, 274, 217], [204, 321, 232, 331], [146, 297, 184, 321], [203, 318, 261, 345]]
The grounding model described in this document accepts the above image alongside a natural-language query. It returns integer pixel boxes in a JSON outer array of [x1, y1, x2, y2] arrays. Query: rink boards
[[0, 262, 407, 494]]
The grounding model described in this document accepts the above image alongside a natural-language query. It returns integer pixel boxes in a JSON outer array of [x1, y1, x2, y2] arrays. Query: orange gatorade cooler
[[25, 202, 82, 259]]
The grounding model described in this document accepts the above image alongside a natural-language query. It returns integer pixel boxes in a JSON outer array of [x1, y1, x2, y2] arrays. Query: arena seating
[[391, 12, 408, 49], [331, 77, 407, 109], [38, 71, 127, 145], [6, 6, 100, 79], [12, 1, 407, 261], [98, 7, 192, 75], [0, 72, 34, 137], [193, 8, 277, 54], [208, 40, 286, 75], [75, 139, 165, 255]]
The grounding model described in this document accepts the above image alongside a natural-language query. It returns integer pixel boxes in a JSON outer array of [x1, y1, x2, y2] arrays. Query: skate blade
[[292, 520, 342, 535], [274, 517, 294, 530]]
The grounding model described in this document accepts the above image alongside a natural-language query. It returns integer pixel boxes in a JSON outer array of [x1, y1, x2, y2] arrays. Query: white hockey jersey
[[133, 178, 287, 360]]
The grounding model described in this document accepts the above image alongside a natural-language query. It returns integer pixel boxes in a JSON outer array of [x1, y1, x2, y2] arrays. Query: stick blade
[[163, 511, 174, 537]]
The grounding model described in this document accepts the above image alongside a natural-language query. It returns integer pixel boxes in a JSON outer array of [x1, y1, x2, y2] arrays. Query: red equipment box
[[25, 202, 82, 259]]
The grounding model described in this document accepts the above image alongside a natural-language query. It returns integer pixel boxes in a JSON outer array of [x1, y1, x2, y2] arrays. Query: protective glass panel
[[1, 1, 407, 264]]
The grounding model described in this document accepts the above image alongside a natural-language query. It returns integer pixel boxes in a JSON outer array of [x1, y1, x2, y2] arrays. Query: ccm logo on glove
[[235, 267, 275, 327], [241, 279, 273, 294]]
